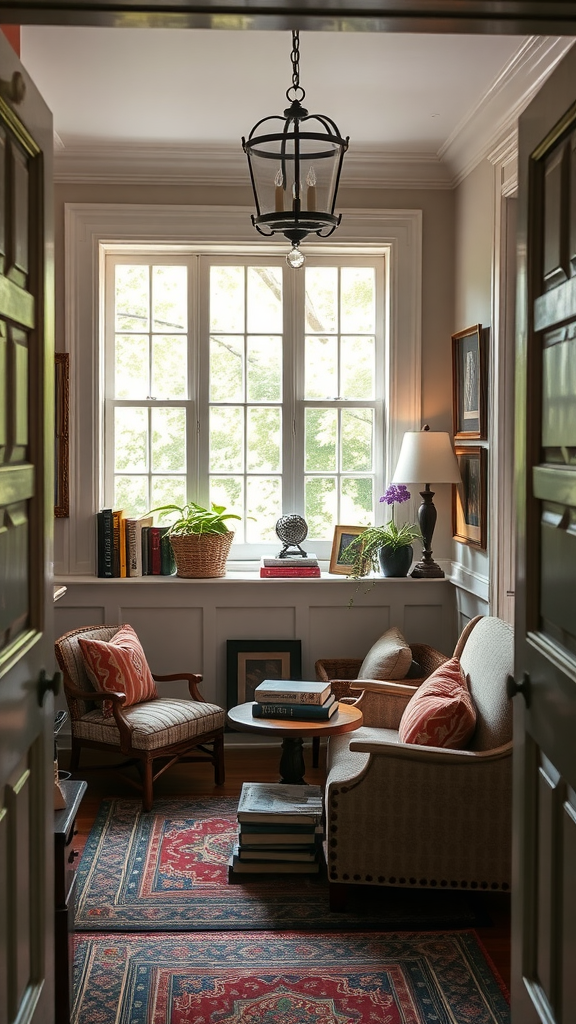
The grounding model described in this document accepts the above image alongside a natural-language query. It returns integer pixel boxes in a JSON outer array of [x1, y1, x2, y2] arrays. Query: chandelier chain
[[290, 30, 300, 91]]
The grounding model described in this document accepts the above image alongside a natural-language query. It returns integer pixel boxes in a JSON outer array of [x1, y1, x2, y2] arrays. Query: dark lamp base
[[411, 559, 445, 579]]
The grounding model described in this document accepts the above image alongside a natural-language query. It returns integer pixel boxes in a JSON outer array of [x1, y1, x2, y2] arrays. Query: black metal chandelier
[[242, 31, 349, 269]]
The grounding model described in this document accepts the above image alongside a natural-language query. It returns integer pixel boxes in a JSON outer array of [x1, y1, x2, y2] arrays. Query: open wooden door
[[0, 32, 55, 1024], [512, 42, 576, 1024]]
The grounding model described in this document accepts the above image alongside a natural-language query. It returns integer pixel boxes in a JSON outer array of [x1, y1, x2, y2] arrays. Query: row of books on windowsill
[[252, 679, 337, 721], [259, 554, 320, 578], [96, 510, 176, 578], [228, 782, 324, 877]]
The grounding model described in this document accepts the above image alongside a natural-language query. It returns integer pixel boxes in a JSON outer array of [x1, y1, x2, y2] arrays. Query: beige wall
[[54, 179, 456, 558]]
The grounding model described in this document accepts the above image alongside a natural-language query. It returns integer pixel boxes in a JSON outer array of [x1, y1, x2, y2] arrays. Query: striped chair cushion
[[73, 699, 226, 751], [398, 658, 477, 749], [78, 624, 158, 717]]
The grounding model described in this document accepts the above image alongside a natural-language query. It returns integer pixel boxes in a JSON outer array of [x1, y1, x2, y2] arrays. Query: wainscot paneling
[[53, 576, 458, 741]]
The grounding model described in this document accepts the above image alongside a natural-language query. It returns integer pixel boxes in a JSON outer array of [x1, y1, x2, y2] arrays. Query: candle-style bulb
[[306, 166, 316, 211], [274, 169, 284, 213]]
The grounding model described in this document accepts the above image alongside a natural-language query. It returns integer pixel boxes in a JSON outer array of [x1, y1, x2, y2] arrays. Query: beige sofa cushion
[[358, 626, 412, 680]]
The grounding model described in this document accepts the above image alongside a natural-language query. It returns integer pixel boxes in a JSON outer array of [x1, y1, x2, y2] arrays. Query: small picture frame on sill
[[329, 525, 367, 575], [452, 324, 487, 441], [453, 446, 487, 551], [226, 639, 302, 709]]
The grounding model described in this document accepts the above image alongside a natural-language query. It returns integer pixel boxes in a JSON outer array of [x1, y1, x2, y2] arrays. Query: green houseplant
[[148, 501, 241, 578], [341, 485, 421, 582]]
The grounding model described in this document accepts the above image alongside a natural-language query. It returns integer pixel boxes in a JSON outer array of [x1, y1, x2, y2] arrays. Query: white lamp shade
[[392, 430, 461, 485]]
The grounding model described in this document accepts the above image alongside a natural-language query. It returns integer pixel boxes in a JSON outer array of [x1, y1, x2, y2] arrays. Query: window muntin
[[104, 252, 385, 558]]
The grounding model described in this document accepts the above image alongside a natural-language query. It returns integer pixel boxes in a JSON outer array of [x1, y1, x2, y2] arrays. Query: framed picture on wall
[[226, 639, 302, 709], [453, 446, 487, 550], [452, 324, 487, 440], [329, 525, 367, 575]]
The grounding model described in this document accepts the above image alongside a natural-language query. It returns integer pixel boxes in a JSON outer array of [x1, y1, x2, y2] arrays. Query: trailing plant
[[147, 501, 241, 536], [341, 485, 421, 582]]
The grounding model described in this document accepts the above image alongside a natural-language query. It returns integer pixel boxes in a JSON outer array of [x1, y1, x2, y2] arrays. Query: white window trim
[[60, 203, 422, 576]]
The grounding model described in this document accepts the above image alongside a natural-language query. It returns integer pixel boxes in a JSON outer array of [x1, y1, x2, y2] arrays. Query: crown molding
[[53, 141, 452, 190], [440, 35, 574, 188]]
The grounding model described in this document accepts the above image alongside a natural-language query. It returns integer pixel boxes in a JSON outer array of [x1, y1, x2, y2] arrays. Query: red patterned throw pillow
[[79, 625, 158, 718], [398, 657, 476, 749]]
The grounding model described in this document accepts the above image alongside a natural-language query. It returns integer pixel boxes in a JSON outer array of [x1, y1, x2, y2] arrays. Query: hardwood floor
[[64, 741, 511, 990]]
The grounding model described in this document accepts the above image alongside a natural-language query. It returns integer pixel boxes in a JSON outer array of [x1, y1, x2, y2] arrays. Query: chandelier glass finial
[[242, 30, 349, 267]]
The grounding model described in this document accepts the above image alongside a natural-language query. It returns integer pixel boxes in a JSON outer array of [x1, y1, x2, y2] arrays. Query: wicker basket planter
[[169, 531, 234, 578]]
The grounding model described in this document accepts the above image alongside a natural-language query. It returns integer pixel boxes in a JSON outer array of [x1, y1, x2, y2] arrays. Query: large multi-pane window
[[104, 252, 385, 558]]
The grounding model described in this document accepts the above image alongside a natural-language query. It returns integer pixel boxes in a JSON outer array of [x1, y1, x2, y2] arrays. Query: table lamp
[[392, 425, 461, 578]]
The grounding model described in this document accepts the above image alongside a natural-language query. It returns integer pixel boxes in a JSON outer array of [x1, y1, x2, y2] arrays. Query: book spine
[[112, 510, 123, 577], [150, 528, 162, 575], [262, 558, 319, 567], [253, 690, 327, 705], [119, 515, 127, 577], [252, 701, 336, 720], [141, 527, 151, 575], [97, 509, 114, 577], [260, 567, 320, 577], [160, 531, 176, 575], [126, 519, 139, 577]]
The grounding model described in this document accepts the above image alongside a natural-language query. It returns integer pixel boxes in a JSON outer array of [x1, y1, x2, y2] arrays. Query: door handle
[[506, 672, 531, 708], [0, 72, 26, 105], [37, 669, 62, 706]]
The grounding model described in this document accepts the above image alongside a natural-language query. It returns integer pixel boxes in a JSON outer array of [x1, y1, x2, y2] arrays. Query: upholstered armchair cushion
[[78, 624, 158, 717], [74, 699, 226, 751], [357, 625, 413, 681], [398, 658, 477, 748]]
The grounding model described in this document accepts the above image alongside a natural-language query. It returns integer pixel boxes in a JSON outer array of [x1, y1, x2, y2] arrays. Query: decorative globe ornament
[[275, 514, 308, 557]]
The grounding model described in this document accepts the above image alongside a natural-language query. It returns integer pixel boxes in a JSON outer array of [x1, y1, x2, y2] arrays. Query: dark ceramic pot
[[378, 544, 413, 578]]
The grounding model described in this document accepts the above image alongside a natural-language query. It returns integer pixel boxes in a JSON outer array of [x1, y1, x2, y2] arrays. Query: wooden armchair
[[54, 624, 225, 811]]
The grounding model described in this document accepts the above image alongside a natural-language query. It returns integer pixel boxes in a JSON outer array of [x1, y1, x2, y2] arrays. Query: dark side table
[[54, 779, 86, 1024]]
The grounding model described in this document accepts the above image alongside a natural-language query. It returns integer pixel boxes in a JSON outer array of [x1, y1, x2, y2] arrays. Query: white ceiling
[[21, 27, 525, 153]]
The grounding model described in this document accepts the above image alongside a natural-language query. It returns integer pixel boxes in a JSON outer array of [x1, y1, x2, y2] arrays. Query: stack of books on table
[[252, 679, 338, 720], [260, 555, 320, 578], [229, 782, 324, 877]]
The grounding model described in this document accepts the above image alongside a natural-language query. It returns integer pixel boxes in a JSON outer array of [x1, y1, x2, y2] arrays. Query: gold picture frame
[[54, 353, 70, 518], [453, 446, 487, 550], [329, 525, 367, 575], [451, 324, 487, 440]]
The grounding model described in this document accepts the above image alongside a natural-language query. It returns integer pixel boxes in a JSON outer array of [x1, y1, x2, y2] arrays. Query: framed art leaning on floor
[[226, 639, 302, 708]]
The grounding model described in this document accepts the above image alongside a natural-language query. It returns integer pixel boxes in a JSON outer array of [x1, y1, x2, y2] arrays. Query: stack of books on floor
[[229, 782, 324, 877], [252, 679, 338, 720], [260, 554, 320, 578]]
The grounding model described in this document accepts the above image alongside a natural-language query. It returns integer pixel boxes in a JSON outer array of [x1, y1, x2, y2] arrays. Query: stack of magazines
[[252, 679, 338, 720], [229, 782, 324, 877]]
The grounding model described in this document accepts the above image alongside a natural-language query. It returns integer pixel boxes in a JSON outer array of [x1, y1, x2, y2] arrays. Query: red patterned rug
[[72, 930, 509, 1024], [75, 798, 488, 932]]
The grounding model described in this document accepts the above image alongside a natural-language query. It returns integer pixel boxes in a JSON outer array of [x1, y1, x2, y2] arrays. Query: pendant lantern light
[[242, 30, 349, 268]]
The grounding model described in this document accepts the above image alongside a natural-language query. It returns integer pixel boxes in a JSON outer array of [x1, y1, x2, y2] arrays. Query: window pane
[[115, 335, 148, 398], [210, 407, 243, 471], [341, 408, 373, 472], [151, 476, 186, 512], [247, 267, 282, 333], [247, 407, 281, 472], [247, 336, 282, 402], [247, 477, 281, 542], [341, 336, 375, 399], [152, 336, 187, 399], [210, 477, 244, 543], [305, 477, 336, 538], [116, 265, 149, 332], [210, 266, 244, 332], [305, 336, 337, 399], [341, 477, 374, 524], [341, 267, 375, 333], [151, 408, 186, 472], [152, 265, 186, 333], [210, 335, 243, 402], [305, 409, 337, 472], [305, 267, 337, 334], [115, 408, 147, 472], [114, 475, 148, 517]]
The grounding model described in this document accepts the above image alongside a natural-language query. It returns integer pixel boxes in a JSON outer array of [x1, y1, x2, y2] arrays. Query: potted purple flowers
[[341, 484, 421, 579]]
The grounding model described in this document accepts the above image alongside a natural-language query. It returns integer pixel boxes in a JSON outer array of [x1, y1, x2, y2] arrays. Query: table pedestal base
[[279, 736, 306, 785]]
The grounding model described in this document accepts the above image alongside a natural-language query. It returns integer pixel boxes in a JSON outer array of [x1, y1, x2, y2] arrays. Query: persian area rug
[[75, 798, 487, 932], [72, 931, 510, 1024]]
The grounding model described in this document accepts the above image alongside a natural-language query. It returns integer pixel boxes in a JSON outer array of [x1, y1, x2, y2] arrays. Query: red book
[[149, 527, 162, 575], [260, 566, 321, 578]]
